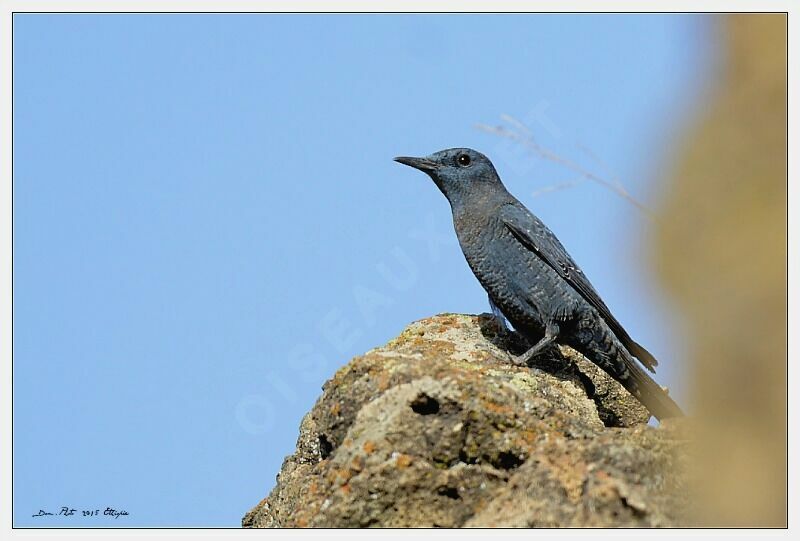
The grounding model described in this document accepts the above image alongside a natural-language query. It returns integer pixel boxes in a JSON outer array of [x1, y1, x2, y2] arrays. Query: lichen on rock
[[243, 314, 688, 528]]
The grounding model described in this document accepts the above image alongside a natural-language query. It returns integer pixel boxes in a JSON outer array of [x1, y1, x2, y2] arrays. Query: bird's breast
[[452, 210, 579, 330]]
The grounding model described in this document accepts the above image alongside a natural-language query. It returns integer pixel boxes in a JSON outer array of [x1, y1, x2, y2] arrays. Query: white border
[[1, 1, 794, 538]]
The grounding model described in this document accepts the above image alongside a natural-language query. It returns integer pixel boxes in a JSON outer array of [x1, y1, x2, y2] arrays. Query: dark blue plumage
[[394, 147, 682, 420]]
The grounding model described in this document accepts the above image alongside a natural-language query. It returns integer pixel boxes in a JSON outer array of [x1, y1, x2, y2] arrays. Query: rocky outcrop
[[243, 314, 688, 528]]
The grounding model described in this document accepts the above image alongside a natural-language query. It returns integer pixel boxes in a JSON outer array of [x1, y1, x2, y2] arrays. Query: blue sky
[[13, 14, 714, 527]]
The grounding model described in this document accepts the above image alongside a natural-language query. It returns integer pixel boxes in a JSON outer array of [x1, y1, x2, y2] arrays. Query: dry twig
[[476, 115, 654, 219]]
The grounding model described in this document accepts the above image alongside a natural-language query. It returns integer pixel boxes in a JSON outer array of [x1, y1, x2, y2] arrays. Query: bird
[[394, 147, 683, 420]]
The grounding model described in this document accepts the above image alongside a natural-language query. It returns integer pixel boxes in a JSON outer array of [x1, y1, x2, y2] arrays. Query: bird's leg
[[510, 323, 560, 367], [488, 295, 510, 331]]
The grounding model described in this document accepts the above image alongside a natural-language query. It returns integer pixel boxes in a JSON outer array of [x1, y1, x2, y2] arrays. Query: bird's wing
[[500, 203, 659, 372]]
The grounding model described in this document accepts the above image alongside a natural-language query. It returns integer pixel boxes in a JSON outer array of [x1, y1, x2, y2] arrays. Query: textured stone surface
[[243, 314, 688, 528]]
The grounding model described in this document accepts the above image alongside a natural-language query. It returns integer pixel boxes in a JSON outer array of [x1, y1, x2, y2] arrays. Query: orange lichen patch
[[330, 402, 341, 416], [365, 362, 383, 376], [471, 497, 490, 514], [340, 483, 351, 495], [331, 356, 363, 379], [350, 456, 365, 472], [586, 470, 621, 502], [363, 440, 376, 454], [469, 350, 492, 362], [426, 340, 456, 357], [404, 336, 426, 348], [339, 468, 354, 484], [479, 396, 514, 416], [537, 448, 589, 504], [324, 469, 338, 485], [433, 366, 471, 383], [437, 314, 460, 326], [376, 372, 391, 391], [514, 429, 540, 448], [395, 454, 413, 468], [326, 466, 354, 486]]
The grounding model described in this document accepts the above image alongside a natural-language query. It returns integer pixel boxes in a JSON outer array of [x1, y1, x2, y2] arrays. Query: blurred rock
[[243, 314, 688, 528], [653, 14, 787, 527]]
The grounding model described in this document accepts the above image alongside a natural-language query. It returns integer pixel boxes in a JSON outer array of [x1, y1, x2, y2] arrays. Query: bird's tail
[[620, 360, 684, 421], [570, 315, 683, 421]]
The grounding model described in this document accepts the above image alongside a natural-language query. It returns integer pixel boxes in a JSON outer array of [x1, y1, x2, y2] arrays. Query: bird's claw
[[508, 352, 531, 367]]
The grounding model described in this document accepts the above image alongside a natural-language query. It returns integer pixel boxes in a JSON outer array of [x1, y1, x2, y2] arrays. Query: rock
[[243, 314, 688, 528]]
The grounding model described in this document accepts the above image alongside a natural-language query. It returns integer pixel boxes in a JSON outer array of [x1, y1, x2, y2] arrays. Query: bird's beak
[[393, 156, 439, 172]]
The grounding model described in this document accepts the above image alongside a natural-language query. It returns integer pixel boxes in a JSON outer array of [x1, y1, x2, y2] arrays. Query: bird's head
[[394, 147, 503, 203]]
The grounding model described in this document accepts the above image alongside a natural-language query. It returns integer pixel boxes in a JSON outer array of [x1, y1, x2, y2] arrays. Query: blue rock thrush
[[394, 147, 682, 420]]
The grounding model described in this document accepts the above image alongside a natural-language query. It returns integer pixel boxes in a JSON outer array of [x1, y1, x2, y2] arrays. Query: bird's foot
[[506, 324, 559, 368], [508, 349, 535, 367]]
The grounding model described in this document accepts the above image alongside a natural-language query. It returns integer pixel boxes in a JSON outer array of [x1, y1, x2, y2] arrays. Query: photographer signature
[[32, 507, 129, 519]]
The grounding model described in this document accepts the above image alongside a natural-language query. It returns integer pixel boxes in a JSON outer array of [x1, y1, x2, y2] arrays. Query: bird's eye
[[457, 154, 471, 167]]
